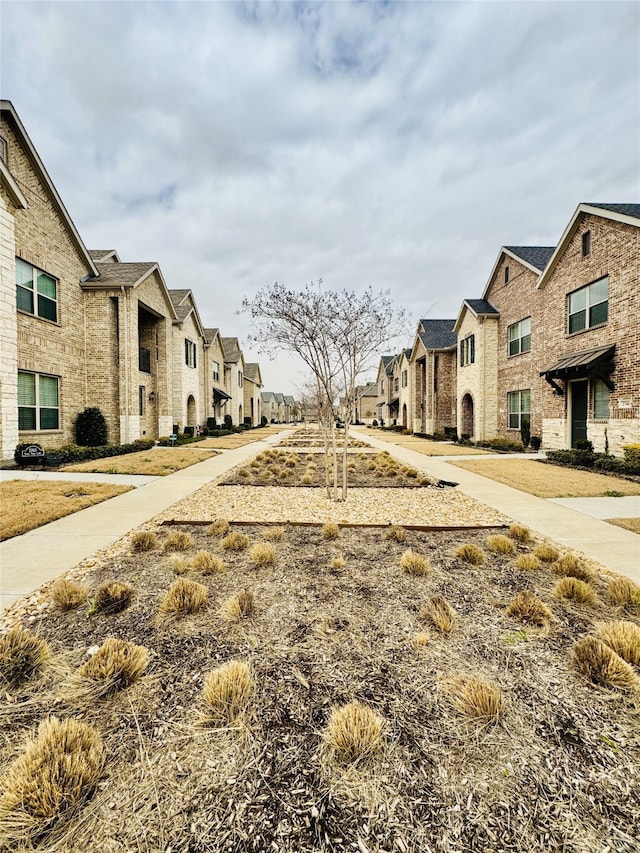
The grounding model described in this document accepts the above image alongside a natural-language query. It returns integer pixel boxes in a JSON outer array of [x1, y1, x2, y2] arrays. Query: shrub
[[202, 660, 253, 722], [208, 518, 230, 537], [456, 543, 485, 565], [94, 581, 133, 614], [74, 407, 108, 447], [191, 550, 225, 574], [0, 627, 50, 688], [572, 637, 639, 691], [505, 590, 552, 627], [442, 674, 503, 722], [221, 531, 249, 551], [420, 596, 456, 633], [0, 717, 103, 839], [130, 531, 158, 553], [554, 577, 598, 605], [400, 550, 430, 577], [330, 556, 346, 571], [411, 631, 430, 649], [77, 638, 149, 696], [623, 443, 640, 467], [530, 435, 542, 451], [219, 589, 254, 622], [224, 414, 233, 429], [322, 522, 340, 540], [607, 577, 640, 607], [324, 701, 384, 762], [596, 620, 640, 666], [167, 554, 190, 575], [551, 554, 595, 582], [509, 523, 531, 543], [385, 525, 407, 543], [486, 534, 516, 555], [534, 543, 559, 563], [159, 578, 208, 616], [301, 474, 314, 484], [520, 423, 531, 449], [262, 526, 284, 542], [50, 579, 87, 610], [249, 542, 276, 567], [162, 530, 194, 552], [515, 554, 540, 571]]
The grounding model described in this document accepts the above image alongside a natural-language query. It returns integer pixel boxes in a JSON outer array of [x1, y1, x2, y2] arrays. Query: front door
[[571, 381, 588, 447]]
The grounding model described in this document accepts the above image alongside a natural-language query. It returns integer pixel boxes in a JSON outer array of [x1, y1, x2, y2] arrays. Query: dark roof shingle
[[418, 319, 456, 350], [585, 203, 640, 219], [504, 246, 555, 271], [464, 299, 499, 316]]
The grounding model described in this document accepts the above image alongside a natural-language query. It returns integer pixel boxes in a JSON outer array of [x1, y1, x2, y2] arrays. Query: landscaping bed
[[1, 522, 639, 852]]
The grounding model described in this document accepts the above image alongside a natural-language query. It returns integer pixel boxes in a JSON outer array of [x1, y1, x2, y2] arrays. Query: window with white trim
[[185, 339, 197, 368], [460, 334, 475, 366], [401, 369, 408, 388], [568, 276, 608, 334], [18, 371, 59, 430], [507, 389, 530, 430], [139, 386, 145, 416], [394, 377, 399, 393], [508, 317, 531, 356], [212, 360, 220, 382], [380, 379, 384, 394], [16, 258, 58, 322], [238, 371, 243, 387], [593, 378, 610, 420]]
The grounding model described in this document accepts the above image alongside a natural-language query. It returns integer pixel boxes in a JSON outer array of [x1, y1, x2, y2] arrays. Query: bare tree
[[244, 282, 406, 501]]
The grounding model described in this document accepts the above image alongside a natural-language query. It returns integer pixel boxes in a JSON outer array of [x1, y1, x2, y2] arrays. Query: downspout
[[121, 286, 130, 443]]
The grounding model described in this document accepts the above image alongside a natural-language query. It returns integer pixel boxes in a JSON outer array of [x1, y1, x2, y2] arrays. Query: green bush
[[74, 407, 108, 446], [224, 414, 233, 429], [623, 444, 640, 466], [545, 449, 640, 476], [44, 439, 154, 466], [530, 436, 542, 451], [473, 437, 524, 452]]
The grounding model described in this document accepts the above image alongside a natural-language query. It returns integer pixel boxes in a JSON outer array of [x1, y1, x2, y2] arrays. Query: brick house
[[168, 289, 206, 433], [353, 383, 378, 424], [204, 327, 231, 424], [261, 390, 278, 423], [243, 363, 263, 425], [397, 349, 413, 430], [410, 319, 457, 436], [537, 203, 640, 454], [221, 337, 246, 425], [375, 355, 395, 425]]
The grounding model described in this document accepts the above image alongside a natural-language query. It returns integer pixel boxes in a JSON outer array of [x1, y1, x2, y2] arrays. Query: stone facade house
[[169, 289, 206, 433], [397, 349, 413, 430], [375, 355, 395, 425], [203, 327, 231, 424], [261, 391, 278, 423], [243, 363, 263, 426], [454, 300, 501, 440], [410, 319, 457, 436], [221, 337, 245, 425], [353, 383, 378, 424]]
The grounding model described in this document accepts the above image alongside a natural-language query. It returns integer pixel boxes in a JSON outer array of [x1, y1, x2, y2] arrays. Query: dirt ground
[[64, 448, 218, 476], [449, 458, 640, 498], [0, 481, 132, 540], [1, 522, 638, 852]]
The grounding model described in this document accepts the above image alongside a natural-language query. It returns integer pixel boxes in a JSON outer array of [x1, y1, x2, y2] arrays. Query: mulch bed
[[1, 523, 638, 852]]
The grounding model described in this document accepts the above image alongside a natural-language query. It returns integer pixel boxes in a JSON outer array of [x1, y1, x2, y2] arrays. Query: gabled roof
[[481, 245, 555, 300], [284, 394, 295, 405], [356, 382, 378, 399], [203, 327, 222, 347], [221, 336, 242, 361], [168, 289, 206, 336], [274, 392, 285, 404], [261, 391, 276, 402], [89, 249, 120, 263], [453, 299, 499, 333], [244, 363, 262, 385], [381, 355, 395, 375], [1, 100, 98, 277], [416, 319, 456, 352], [538, 203, 640, 290], [0, 157, 28, 208], [82, 261, 178, 320]]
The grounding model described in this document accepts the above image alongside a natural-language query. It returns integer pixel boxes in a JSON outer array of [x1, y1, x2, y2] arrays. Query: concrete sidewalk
[[351, 429, 640, 583], [0, 430, 292, 611]]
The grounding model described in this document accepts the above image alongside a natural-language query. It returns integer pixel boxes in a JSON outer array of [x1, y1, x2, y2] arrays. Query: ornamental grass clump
[[554, 577, 598, 606], [324, 701, 384, 763], [330, 556, 346, 571], [208, 518, 230, 537], [442, 674, 504, 723], [534, 543, 559, 563], [322, 522, 340, 541], [411, 631, 431, 649], [130, 531, 158, 553], [505, 590, 552, 627], [94, 581, 133, 614], [508, 523, 532, 543], [249, 542, 276, 567], [50, 579, 87, 610], [262, 526, 284, 542], [607, 577, 640, 607], [219, 589, 254, 623], [162, 530, 194, 552], [486, 534, 516, 555], [385, 525, 406, 544], [0, 627, 50, 689], [221, 531, 249, 551], [400, 550, 430, 577], [167, 554, 190, 575], [455, 543, 485, 566], [191, 550, 225, 574], [159, 578, 208, 617], [515, 554, 540, 571], [596, 620, 640, 666], [420, 596, 456, 633], [202, 660, 253, 723], [551, 553, 595, 582], [0, 717, 103, 841], [77, 637, 149, 696], [572, 637, 639, 691]]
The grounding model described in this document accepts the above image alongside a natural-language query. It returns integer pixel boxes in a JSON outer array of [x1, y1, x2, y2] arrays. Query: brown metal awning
[[212, 387, 232, 402], [540, 344, 615, 395]]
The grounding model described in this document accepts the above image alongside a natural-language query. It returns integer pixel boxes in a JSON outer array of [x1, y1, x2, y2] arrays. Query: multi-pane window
[[582, 230, 591, 257], [185, 339, 197, 368], [380, 380, 384, 394], [18, 371, 59, 430], [568, 277, 608, 334], [212, 360, 220, 382], [508, 390, 531, 430], [402, 369, 408, 388], [394, 377, 399, 393], [593, 379, 610, 420], [508, 317, 531, 356], [16, 258, 58, 322], [460, 334, 475, 366], [238, 371, 243, 387]]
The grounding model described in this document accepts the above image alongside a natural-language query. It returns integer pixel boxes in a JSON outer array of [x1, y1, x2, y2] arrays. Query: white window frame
[[238, 370, 243, 388], [16, 258, 58, 323], [185, 339, 197, 368], [508, 317, 531, 357], [507, 389, 531, 431], [18, 370, 60, 431], [592, 379, 610, 420], [401, 369, 408, 388], [568, 277, 608, 334], [212, 360, 220, 382], [460, 334, 475, 366]]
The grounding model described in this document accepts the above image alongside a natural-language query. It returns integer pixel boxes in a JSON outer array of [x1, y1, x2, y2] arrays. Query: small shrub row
[[29, 439, 155, 467], [545, 449, 640, 476]]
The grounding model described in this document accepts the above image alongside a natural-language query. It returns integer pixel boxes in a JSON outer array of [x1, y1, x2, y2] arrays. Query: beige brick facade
[[455, 309, 499, 440]]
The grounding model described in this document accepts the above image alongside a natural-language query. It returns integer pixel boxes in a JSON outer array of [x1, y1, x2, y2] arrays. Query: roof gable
[[453, 299, 499, 333], [481, 246, 555, 300]]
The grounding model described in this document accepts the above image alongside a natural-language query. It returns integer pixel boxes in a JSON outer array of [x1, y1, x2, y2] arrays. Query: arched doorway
[[238, 404, 243, 426], [402, 404, 407, 429], [186, 395, 196, 428], [461, 393, 474, 438]]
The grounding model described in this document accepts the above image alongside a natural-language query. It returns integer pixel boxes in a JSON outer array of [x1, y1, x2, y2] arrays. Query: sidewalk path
[[1, 430, 292, 611], [351, 429, 640, 583]]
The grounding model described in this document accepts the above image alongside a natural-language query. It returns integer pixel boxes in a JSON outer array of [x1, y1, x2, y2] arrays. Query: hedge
[[546, 448, 640, 477], [43, 439, 155, 466]]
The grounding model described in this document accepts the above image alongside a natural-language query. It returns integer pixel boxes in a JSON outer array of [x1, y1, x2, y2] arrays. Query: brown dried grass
[[219, 590, 254, 623], [400, 550, 430, 577], [554, 577, 598, 606], [162, 530, 194, 552], [248, 542, 276, 567], [202, 660, 253, 723], [130, 531, 158, 553], [385, 525, 406, 543], [50, 579, 87, 610], [551, 554, 595, 582], [411, 631, 431, 649], [420, 596, 456, 633], [330, 556, 346, 571], [456, 543, 485, 565], [0, 627, 50, 689], [534, 542, 559, 563], [208, 518, 230, 537], [76, 637, 149, 696], [191, 550, 225, 574], [221, 531, 249, 551], [596, 620, 640, 666], [505, 590, 552, 627], [322, 522, 340, 540], [607, 577, 640, 607], [572, 637, 640, 691], [159, 578, 208, 617], [486, 534, 516, 555], [324, 701, 384, 762], [262, 526, 284, 542], [94, 581, 133, 614], [515, 554, 540, 571], [508, 523, 532, 543], [167, 554, 190, 575], [442, 674, 504, 722]]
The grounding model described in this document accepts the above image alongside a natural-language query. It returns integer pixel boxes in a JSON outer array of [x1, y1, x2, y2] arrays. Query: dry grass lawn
[[64, 448, 217, 476], [360, 430, 491, 456], [450, 458, 640, 498], [199, 426, 291, 450], [0, 481, 132, 540], [606, 518, 640, 534]]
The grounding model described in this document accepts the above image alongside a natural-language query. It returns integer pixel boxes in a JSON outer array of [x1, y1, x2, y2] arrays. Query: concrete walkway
[[0, 430, 292, 611], [351, 428, 640, 583]]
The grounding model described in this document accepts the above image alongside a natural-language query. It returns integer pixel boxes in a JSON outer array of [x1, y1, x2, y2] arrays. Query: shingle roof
[[168, 289, 190, 307], [585, 203, 640, 219], [504, 246, 555, 271], [274, 393, 285, 403], [418, 319, 457, 350], [284, 395, 295, 404], [203, 328, 220, 345], [244, 363, 261, 382], [89, 250, 118, 262], [221, 337, 242, 361], [380, 355, 395, 375], [464, 299, 499, 316], [262, 391, 276, 402], [88, 262, 158, 288]]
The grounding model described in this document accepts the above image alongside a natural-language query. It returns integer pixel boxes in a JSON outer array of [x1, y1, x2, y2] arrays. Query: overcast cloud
[[2, 0, 638, 392]]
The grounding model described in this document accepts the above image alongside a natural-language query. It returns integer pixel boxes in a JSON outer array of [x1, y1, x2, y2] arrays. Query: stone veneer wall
[[0, 194, 18, 459], [456, 312, 499, 440]]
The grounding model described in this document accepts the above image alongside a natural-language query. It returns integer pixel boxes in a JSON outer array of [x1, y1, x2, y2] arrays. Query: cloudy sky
[[2, 0, 639, 392]]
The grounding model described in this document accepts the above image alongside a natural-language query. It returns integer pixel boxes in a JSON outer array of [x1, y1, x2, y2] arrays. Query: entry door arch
[[461, 393, 474, 437]]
